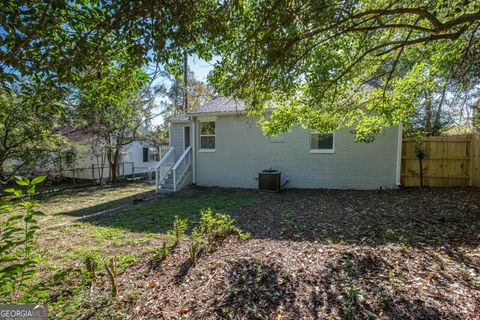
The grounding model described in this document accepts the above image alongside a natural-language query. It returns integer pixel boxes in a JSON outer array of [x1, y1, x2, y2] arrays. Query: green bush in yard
[[153, 215, 188, 263], [0, 176, 46, 302], [190, 208, 249, 265], [197, 208, 247, 245]]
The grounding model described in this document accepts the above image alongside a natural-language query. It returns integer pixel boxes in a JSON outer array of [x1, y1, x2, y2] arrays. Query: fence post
[[92, 164, 95, 183], [132, 163, 135, 180], [472, 134, 480, 187]]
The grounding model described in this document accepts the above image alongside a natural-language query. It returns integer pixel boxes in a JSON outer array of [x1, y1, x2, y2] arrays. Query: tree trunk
[[183, 51, 188, 113], [424, 99, 432, 136], [108, 146, 121, 181]]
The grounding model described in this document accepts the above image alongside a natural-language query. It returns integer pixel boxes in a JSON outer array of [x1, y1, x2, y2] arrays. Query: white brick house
[[156, 97, 402, 192]]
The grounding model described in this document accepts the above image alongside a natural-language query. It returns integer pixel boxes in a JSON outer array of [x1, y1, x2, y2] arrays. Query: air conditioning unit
[[258, 169, 281, 193]]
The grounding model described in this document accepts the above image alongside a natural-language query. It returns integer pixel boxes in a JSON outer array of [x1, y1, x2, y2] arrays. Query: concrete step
[[157, 188, 174, 193]]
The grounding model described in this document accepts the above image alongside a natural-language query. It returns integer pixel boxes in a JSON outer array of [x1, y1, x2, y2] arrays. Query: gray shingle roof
[[187, 97, 246, 115], [169, 114, 190, 122]]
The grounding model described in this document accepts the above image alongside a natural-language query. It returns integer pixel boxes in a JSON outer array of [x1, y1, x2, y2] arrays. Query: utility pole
[[183, 51, 188, 113]]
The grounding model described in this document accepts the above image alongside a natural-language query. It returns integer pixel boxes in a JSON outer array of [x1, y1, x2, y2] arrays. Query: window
[[184, 126, 191, 149], [310, 131, 334, 153], [149, 148, 158, 161], [143, 147, 149, 162], [200, 121, 215, 150], [143, 147, 159, 162]]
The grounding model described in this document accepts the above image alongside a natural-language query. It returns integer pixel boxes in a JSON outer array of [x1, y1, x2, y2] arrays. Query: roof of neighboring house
[[59, 127, 92, 143], [187, 97, 246, 115]]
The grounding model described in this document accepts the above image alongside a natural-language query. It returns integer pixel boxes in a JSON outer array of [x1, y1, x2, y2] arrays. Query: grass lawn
[[32, 183, 269, 317], [13, 184, 480, 319]]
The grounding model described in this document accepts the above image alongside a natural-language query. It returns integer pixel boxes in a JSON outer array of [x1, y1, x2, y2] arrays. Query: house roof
[[59, 127, 92, 143], [187, 97, 246, 115], [169, 114, 190, 122], [169, 97, 247, 122]]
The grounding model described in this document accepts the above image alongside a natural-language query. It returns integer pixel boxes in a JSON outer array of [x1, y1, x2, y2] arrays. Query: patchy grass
[[35, 185, 268, 289], [23, 185, 480, 319], [37, 182, 155, 225]]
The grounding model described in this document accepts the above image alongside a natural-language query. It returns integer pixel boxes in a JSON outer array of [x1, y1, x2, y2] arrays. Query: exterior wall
[[169, 121, 190, 159], [122, 141, 159, 175], [61, 142, 94, 179], [192, 115, 400, 190]]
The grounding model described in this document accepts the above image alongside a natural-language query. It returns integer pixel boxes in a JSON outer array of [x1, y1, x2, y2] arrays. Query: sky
[[151, 55, 217, 126], [188, 54, 218, 82]]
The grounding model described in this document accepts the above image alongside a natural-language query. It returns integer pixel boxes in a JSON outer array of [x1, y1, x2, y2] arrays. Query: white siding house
[[156, 98, 402, 192], [59, 129, 164, 180]]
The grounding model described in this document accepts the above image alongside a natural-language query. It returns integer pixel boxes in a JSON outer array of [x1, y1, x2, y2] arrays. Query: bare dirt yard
[[34, 184, 480, 319]]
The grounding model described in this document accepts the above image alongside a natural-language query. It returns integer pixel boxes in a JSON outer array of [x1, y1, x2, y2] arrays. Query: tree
[[209, 0, 480, 140], [0, 81, 68, 184], [3, 1, 479, 141], [0, 0, 223, 86], [164, 68, 214, 118], [75, 62, 156, 181]]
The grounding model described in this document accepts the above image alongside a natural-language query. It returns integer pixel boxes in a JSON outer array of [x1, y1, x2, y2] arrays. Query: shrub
[[153, 216, 188, 263], [168, 215, 188, 247], [189, 228, 205, 266], [0, 176, 46, 302], [197, 208, 244, 245], [189, 209, 248, 265]]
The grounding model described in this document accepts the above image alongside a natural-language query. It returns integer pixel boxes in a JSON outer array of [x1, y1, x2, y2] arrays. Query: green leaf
[[31, 176, 47, 185], [27, 185, 35, 194], [15, 177, 29, 186]]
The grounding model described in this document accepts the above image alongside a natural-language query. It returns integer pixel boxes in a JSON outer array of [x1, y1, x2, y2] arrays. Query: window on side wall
[[200, 121, 216, 150], [310, 131, 334, 153], [142, 147, 149, 162]]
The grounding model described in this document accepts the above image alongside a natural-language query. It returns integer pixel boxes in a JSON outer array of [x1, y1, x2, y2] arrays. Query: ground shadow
[[53, 185, 480, 249], [57, 186, 269, 234], [211, 258, 298, 319], [231, 187, 480, 249], [306, 251, 465, 319]]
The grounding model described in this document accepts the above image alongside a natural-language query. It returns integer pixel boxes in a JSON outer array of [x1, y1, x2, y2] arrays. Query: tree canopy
[[0, 0, 222, 85], [0, 80, 68, 183], [74, 58, 157, 180], [210, 0, 480, 140], [2, 1, 480, 140]]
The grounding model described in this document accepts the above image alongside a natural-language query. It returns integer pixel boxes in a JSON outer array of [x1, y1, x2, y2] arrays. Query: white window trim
[[309, 131, 335, 154], [198, 148, 216, 153], [199, 121, 216, 152], [183, 125, 192, 150]]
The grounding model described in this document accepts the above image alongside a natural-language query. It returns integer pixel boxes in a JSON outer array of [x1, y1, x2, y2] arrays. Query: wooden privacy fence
[[401, 134, 480, 187]]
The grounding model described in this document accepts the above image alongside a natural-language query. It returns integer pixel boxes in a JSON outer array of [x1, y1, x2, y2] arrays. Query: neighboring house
[[156, 97, 402, 192], [59, 128, 164, 180]]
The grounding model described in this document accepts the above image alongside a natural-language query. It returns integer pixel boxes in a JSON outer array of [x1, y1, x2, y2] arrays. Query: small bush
[[168, 215, 188, 247], [153, 242, 172, 263], [153, 216, 188, 263], [189, 209, 247, 265], [0, 176, 46, 302], [190, 228, 205, 266], [197, 208, 244, 244]]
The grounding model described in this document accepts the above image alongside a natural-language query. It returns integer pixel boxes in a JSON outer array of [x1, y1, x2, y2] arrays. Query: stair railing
[[171, 146, 192, 191], [155, 147, 175, 192]]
